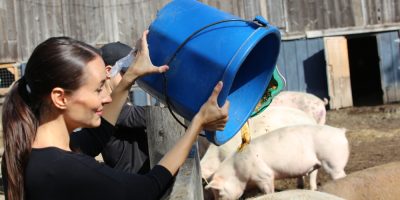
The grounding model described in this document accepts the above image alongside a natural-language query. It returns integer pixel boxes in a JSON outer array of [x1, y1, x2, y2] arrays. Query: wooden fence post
[[146, 106, 204, 200]]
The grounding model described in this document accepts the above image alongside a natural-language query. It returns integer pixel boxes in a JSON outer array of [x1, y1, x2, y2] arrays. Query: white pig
[[201, 106, 317, 180], [270, 91, 328, 125], [206, 125, 349, 200], [319, 162, 400, 200]]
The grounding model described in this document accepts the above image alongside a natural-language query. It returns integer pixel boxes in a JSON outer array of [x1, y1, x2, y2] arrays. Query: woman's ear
[[105, 65, 112, 78], [51, 87, 68, 110]]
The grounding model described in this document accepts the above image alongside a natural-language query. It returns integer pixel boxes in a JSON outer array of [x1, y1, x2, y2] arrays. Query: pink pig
[[200, 106, 317, 180], [270, 91, 328, 124], [206, 124, 349, 200]]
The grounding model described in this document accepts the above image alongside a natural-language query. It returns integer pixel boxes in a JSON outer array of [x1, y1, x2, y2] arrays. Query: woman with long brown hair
[[1, 31, 229, 200]]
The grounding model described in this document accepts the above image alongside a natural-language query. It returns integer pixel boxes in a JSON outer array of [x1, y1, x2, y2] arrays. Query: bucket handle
[[160, 17, 271, 135], [165, 17, 270, 67]]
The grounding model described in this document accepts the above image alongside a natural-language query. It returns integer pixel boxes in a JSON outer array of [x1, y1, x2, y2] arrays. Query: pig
[[205, 125, 349, 200], [201, 106, 317, 180], [248, 189, 345, 200], [269, 91, 328, 125], [319, 162, 400, 200]]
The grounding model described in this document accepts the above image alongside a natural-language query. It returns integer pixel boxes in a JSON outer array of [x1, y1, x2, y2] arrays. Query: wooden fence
[[146, 106, 204, 199]]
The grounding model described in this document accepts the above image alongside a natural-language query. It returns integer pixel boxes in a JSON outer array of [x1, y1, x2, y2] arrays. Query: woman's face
[[64, 56, 112, 130]]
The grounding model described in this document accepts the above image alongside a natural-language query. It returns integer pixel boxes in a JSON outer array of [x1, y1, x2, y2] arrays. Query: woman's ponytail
[[2, 80, 38, 200]]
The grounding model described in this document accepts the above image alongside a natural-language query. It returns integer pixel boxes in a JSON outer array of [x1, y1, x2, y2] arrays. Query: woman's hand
[[195, 81, 230, 131], [158, 81, 229, 175], [122, 30, 169, 83]]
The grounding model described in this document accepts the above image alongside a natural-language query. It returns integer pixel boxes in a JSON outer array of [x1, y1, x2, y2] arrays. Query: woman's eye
[[96, 88, 103, 93]]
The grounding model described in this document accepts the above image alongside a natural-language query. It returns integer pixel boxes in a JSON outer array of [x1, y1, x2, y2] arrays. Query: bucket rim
[[211, 27, 281, 145]]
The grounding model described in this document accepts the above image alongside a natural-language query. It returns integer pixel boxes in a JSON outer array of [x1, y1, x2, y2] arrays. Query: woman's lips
[[96, 110, 103, 116]]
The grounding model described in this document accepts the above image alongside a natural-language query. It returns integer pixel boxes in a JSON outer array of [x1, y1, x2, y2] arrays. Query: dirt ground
[[238, 102, 400, 199]]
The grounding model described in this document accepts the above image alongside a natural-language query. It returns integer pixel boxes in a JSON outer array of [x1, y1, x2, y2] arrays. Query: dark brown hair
[[1, 37, 100, 200]]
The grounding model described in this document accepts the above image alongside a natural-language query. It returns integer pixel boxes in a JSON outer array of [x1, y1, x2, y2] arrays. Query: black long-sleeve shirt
[[101, 104, 150, 174], [19, 118, 172, 200]]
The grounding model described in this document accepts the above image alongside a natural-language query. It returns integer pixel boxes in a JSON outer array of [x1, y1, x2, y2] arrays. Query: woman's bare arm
[[158, 81, 229, 175], [102, 30, 168, 125]]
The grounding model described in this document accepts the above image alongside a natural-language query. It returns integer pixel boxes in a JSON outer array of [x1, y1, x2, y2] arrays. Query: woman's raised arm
[[102, 30, 169, 125], [158, 81, 229, 175]]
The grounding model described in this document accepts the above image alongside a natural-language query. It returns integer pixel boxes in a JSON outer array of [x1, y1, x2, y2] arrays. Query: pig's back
[[249, 106, 317, 138], [250, 124, 347, 161]]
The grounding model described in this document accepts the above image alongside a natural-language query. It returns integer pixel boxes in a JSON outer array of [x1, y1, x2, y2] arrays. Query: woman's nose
[[101, 90, 112, 104]]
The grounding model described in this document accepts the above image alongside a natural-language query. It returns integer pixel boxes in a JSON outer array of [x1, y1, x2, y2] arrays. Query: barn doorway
[[347, 35, 383, 106]]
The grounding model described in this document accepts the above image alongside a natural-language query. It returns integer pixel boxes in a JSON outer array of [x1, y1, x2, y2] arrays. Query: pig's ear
[[205, 180, 222, 190]]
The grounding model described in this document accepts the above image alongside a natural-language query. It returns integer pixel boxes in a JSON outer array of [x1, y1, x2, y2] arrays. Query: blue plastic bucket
[[137, 0, 281, 145]]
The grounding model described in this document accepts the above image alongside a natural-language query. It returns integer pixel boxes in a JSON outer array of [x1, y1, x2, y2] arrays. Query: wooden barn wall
[[276, 38, 329, 100], [2, 0, 171, 62], [377, 31, 400, 103], [283, 0, 400, 32], [276, 30, 400, 107], [365, 0, 400, 25], [285, 0, 356, 32], [0, 0, 18, 63], [1, 0, 400, 64], [200, 0, 400, 33]]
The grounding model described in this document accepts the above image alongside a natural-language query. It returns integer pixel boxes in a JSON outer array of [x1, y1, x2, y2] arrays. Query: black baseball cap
[[100, 42, 133, 66]]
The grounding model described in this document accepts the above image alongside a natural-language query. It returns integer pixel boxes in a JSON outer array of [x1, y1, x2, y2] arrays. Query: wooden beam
[[169, 142, 204, 200], [305, 24, 400, 38]]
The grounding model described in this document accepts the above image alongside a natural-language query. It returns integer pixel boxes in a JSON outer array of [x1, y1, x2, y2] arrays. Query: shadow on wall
[[303, 50, 329, 101]]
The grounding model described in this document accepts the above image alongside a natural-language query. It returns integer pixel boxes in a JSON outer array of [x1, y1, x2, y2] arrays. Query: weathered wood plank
[[394, 32, 400, 102], [324, 36, 353, 109], [295, 39, 308, 92], [377, 31, 400, 103], [266, 0, 286, 29], [281, 41, 298, 91], [275, 45, 288, 85], [0, 0, 17, 62], [351, 0, 366, 26], [146, 106, 186, 167]]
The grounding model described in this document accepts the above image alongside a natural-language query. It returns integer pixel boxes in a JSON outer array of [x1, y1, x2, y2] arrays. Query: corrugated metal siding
[[276, 38, 329, 100], [377, 31, 400, 103]]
